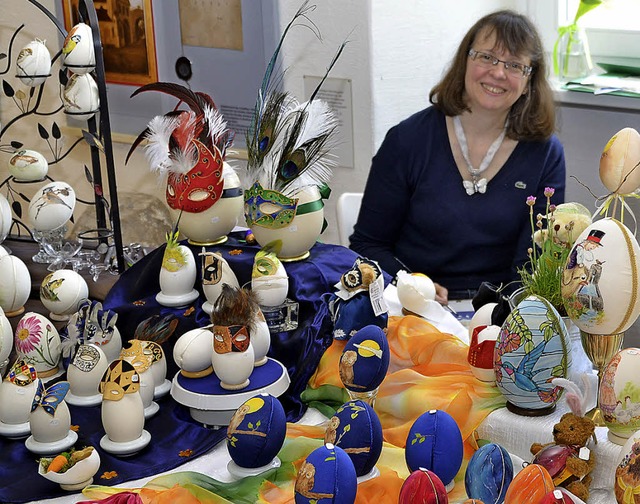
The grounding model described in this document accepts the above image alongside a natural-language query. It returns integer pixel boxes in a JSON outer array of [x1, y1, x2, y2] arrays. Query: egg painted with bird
[[40, 270, 89, 322], [465, 442, 513, 503], [494, 295, 571, 415], [399, 468, 448, 504], [28, 181, 76, 232], [8, 149, 48, 182], [62, 73, 99, 120], [16, 39, 51, 87], [562, 218, 640, 336], [62, 23, 95, 74], [339, 325, 389, 393], [504, 463, 554, 504], [227, 394, 286, 470]]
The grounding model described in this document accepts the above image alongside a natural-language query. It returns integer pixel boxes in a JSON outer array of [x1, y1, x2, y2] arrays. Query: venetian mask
[[99, 359, 140, 401], [7, 359, 37, 386], [31, 380, 69, 416], [201, 250, 223, 285], [166, 140, 224, 213], [244, 182, 298, 229], [120, 339, 153, 373], [71, 344, 101, 372], [213, 325, 250, 354]]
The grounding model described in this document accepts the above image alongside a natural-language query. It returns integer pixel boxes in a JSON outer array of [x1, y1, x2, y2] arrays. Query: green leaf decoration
[[351, 413, 358, 419], [419, 437, 425, 443], [38, 123, 49, 140], [248, 422, 254, 429], [411, 438, 417, 445], [344, 424, 350, 432], [256, 420, 261, 427], [325, 456, 336, 461], [524, 340, 534, 353]]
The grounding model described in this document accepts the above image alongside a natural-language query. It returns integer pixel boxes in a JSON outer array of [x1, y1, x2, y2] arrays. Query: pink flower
[[526, 196, 536, 206], [15, 315, 42, 354], [544, 187, 555, 198]]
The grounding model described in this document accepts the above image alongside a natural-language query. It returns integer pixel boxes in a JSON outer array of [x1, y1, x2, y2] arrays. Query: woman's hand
[[434, 283, 448, 305]]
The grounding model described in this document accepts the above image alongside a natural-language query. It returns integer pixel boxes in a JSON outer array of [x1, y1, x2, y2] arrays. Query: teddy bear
[[530, 377, 596, 502]]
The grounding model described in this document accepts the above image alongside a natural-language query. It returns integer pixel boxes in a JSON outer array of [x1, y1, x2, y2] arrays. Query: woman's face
[[464, 29, 531, 117]]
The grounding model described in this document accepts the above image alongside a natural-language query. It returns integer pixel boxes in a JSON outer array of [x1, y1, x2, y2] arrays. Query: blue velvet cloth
[[0, 233, 381, 503]]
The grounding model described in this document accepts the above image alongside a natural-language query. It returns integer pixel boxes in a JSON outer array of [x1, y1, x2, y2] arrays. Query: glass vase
[[556, 26, 593, 82]]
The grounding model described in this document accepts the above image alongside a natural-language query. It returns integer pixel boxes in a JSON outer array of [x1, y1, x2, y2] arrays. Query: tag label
[[579, 446, 590, 460], [369, 275, 388, 316]]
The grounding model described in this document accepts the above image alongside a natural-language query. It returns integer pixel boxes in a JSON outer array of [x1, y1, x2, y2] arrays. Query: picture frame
[[61, 0, 158, 86]]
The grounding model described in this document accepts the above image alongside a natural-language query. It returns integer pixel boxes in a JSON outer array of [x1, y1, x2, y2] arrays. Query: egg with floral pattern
[[14, 312, 61, 378], [227, 394, 286, 469], [494, 295, 571, 415], [399, 468, 448, 504], [465, 442, 513, 503], [503, 463, 554, 504], [339, 325, 389, 392]]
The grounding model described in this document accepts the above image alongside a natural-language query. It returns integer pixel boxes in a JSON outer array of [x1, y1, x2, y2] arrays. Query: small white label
[[579, 446, 590, 460], [288, 225, 298, 232], [554, 490, 563, 498], [369, 275, 388, 316]]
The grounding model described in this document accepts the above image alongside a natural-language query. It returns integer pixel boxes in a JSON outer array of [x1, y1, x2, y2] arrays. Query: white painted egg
[[600, 127, 640, 195], [158, 244, 197, 298], [102, 392, 145, 443], [0, 306, 13, 364], [62, 73, 99, 120], [67, 343, 109, 399], [201, 250, 239, 313], [0, 193, 11, 244], [396, 270, 436, 316], [468, 302, 498, 338], [28, 181, 76, 231], [16, 39, 51, 87], [0, 365, 38, 425], [211, 326, 255, 390], [251, 309, 271, 366], [100, 325, 122, 363], [30, 383, 71, 443], [62, 23, 95, 74], [173, 327, 213, 376], [14, 312, 61, 377], [0, 254, 31, 317], [8, 149, 48, 182], [562, 218, 640, 335], [140, 341, 167, 392], [251, 261, 288, 307], [40, 270, 89, 320]]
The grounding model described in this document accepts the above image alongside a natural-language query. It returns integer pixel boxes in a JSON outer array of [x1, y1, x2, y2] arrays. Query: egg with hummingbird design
[[62, 23, 95, 74], [464, 442, 513, 503]]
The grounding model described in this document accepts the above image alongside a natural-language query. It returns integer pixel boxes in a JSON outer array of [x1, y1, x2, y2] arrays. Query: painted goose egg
[[15, 312, 61, 377], [0, 359, 38, 425], [465, 442, 513, 504], [173, 327, 214, 377], [339, 325, 389, 393], [503, 463, 554, 504], [16, 39, 51, 87], [562, 218, 640, 335], [324, 399, 383, 477], [539, 489, 576, 503], [494, 295, 571, 415], [40, 270, 89, 321], [600, 348, 640, 445], [399, 468, 448, 504], [467, 324, 500, 383], [62, 23, 95, 74], [251, 246, 289, 307], [0, 193, 11, 244], [0, 306, 12, 365], [28, 181, 76, 232], [405, 409, 463, 491], [227, 394, 286, 469], [62, 73, 99, 120], [600, 127, 640, 195], [613, 429, 640, 503], [8, 149, 48, 182], [0, 254, 31, 317], [29, 380, 72, 443], [67, 343, 109, 402], [200, 249, 239, 314], [294, 443, 357, 504]]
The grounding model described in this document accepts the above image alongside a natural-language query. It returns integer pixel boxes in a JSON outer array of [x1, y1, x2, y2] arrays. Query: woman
[[350, 10, 566, 303]]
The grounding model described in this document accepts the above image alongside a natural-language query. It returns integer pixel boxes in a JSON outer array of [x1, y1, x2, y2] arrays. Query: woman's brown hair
[[429, 10, 555, 141]]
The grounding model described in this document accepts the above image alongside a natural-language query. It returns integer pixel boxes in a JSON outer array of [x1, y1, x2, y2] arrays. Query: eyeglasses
[[468, 49, 532, 78]]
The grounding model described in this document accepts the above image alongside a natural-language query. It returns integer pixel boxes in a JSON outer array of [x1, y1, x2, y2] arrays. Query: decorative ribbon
[[618, 475, 640, 503], [296, 184, 331, 233], [593, 193, 639, 235]]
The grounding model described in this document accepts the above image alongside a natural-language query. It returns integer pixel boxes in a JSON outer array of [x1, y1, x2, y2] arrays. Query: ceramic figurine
[[40, 270, 89, 322], [199, 248, 239, 315], [464, 443, 513, 503], [28, 181, 76, 232], [210, 285, 257, 390], [399, 468, 448, 504], [15, 312, 61, 378], [140, 340, 171, 399], [0, 306, 13, 374], [330, 257, 388, 340], [0, 193, 11, 246], [16, 39, 51, 87], [62, 23, 95, 74], [38, 446, 100, 491], [120, 339, 159, 418], [26, 379, 77, 455], [251, 242, 289, 307], [173, 327, 214, 378], [0, 360, 38, 438], [65, 343, 109, 406], [405, 409, 463, 492], [0, 254, 31, 317], [127, 82, 241, 246], [62, 73, 99, 120], [8, 149, 48, 181], [227, 394, 286, 477], [99, 359, 151, 456], [156, 229, 199, 308]]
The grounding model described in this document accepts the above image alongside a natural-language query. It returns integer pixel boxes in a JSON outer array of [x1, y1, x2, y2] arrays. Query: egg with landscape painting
[[28, 181, 76, 232], [62, 23, 95, 74], [503, 463, 554, 504], [16, 39, 51, 87], [599, 127, 640, 195], [398, 468, 448, 504]]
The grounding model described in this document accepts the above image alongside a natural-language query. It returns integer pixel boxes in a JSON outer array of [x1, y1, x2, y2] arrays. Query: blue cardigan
[[350, 106, 566, 296]]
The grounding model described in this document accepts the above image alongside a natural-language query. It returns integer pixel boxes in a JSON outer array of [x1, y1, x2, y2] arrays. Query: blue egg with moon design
[[339, 325, 389, 392], [465, 442, 513, 504], [294, 443, 357, 504]]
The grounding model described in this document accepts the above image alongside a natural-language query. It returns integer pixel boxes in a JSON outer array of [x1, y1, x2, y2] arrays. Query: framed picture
[[61, 0, 158, 86]]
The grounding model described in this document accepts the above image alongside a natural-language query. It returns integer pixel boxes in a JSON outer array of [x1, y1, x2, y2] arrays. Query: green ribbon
[[295, 184, 332, 233], [553, 23, 577, 76]]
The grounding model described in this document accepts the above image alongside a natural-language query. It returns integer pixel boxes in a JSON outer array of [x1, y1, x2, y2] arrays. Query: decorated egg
[[211, 324, 255, 390], [227, 394, 286, 469], [15, 312, 61, 377], [16, 39, 51, 87], [251, 244, 289, 307], [252, 309, 271, 366], [0, 359, 38, 426], [539, 489, 576, 503], [139, 341, 169, 398], [494, 295, 571, 415], [199, 249, 239, 314], [173, 327, 214, 377], [562, 218, 640, 335], [339, 325, 389, 392], [29, 380, 72, 444], [399, 468, 448, 504], [0, 254, 31, 317], [0, 307, 12, 366], [465, 442, 513, 503], [503, 463, 554, 504], [324, 400, 383, 477], [600, 127, 640, 195], [405, 409, 463, 491], [0, 193, 11, 244], [66, 343, 109, 404], [157, 241, 198, 308], [467, 324, 500, 382], [62, 23, 95, 74], [62, 73, 99, 120], [600, 348, 640, 445], [40, 270, 89, 321], [613, 429, 640, 503], [396, 270, 436, 313], [8, 149, 48, 182], [468, 302, 498, 337], [28, 181, 76, 232], [294, 443, 357, 504]]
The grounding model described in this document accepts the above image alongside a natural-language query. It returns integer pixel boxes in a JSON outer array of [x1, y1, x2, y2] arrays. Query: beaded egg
[[464, 442, 513, 503], [399, 468, 448, 504], [339, 325, 389, 393], [503, 463, 554, 504]]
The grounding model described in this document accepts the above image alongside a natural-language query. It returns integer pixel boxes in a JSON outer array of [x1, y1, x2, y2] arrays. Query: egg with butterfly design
[[26, 380, 77, 454]]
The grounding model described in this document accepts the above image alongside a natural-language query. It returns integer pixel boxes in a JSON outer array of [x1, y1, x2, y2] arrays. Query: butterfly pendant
[[463, 178, 488, 195]]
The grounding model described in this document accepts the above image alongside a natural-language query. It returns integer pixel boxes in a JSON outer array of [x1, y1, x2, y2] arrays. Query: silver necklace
[[453, 115, 506, 195]]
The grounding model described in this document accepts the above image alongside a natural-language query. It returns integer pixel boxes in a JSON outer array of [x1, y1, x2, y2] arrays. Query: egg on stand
[[65, 343, 109, 407], [199, 249, 239, 315], [14, 312, 62, 379], [0, 254, 31, 317], [39, 269, 89, 322], [15, 39, 51, 87], [120, 339, 159, 419], [0, 360, 39, 439]]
